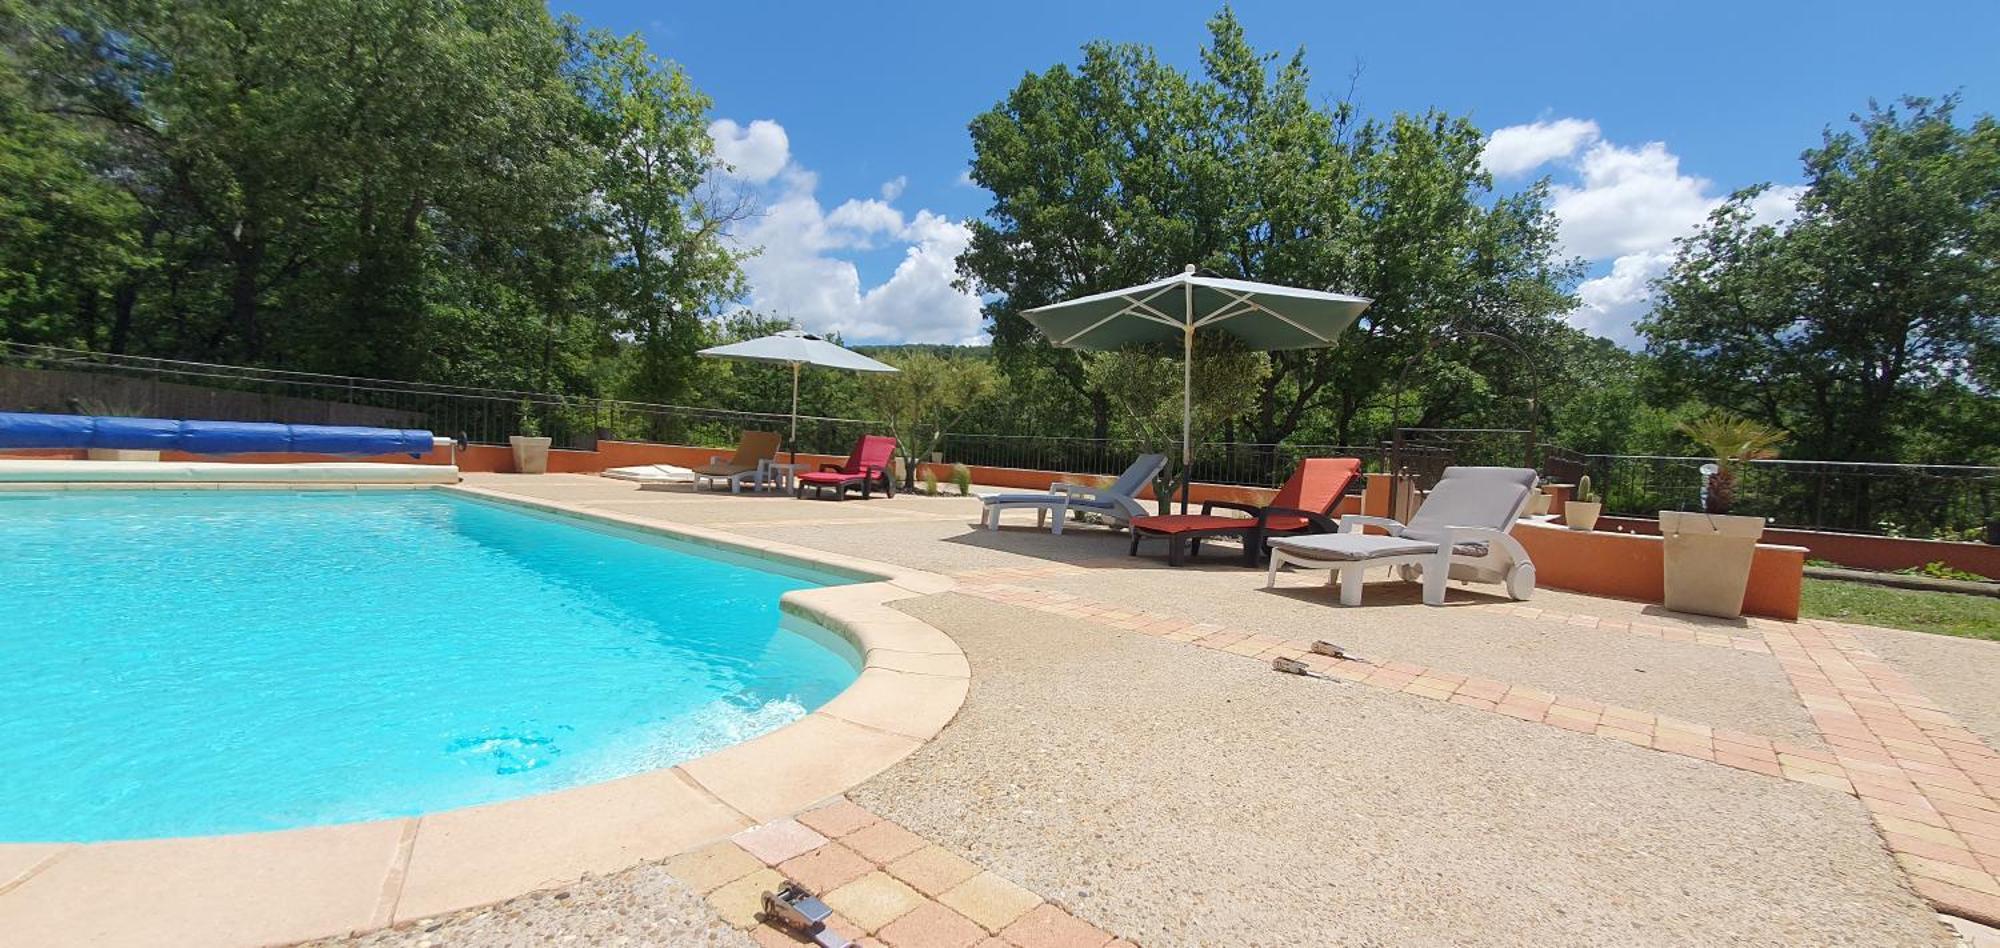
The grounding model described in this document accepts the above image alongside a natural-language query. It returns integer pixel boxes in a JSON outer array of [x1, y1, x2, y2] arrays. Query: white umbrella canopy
[[1022, 266, 1372, 509], [697, 330, 896, 457]]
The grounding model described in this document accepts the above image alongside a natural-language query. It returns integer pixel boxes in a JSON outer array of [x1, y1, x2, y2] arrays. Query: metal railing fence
[[4, 344, 1991, 539]]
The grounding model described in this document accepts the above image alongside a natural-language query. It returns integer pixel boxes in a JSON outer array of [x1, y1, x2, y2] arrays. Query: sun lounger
[[1265, 466, 1538, 605], [796, 435, 897, 500], [693, 431, 782, 493], [1128, 458, 1361, 566], [979, 453, 1166, 534]]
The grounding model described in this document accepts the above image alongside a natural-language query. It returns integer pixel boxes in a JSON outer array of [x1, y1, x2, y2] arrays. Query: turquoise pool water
[[0, 490, 859, 842]]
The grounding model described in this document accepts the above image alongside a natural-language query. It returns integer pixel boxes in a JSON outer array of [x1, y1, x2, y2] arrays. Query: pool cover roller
[[0, 411, 437, 457]]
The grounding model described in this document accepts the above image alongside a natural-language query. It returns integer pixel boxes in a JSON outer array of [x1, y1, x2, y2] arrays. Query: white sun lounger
[[1265, 466, 1538, 606], [979, 454, 1166, 534]]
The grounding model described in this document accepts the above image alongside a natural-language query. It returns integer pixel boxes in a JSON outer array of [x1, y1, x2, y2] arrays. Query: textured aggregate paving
[[850, 592, 1950, 948], [738, 516, 1825, 746], [308, 864, 754, 948]]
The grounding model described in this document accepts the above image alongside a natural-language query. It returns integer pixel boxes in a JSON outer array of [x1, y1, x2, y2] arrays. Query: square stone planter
[[509, 436, 552, 474], [1660, 510, 1765, 619]]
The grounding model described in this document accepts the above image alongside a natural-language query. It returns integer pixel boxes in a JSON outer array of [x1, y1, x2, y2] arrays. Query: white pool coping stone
[[0, 482, 965, 947]]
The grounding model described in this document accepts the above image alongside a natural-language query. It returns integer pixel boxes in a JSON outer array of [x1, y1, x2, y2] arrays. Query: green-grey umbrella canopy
[[697, 330, 897, 459], [1021, 266, 1372, 508]]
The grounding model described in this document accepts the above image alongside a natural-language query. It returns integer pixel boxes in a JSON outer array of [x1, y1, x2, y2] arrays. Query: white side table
[[759, 461, 806, 494]]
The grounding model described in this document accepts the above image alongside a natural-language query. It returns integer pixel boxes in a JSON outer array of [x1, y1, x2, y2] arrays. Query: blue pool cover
[[0, 411, 436, 457]]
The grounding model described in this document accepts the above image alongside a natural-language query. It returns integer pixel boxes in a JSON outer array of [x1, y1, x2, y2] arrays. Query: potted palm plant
[[1660, 411, 1784, 618], [509, 400, 552, 475], [1566, 475, 1603, 531]]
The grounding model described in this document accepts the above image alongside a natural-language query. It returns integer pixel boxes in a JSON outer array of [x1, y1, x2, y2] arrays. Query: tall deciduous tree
[[959, 8, 1579, 456], [0, 0, 742, 399], [1644, 96, 1999, 464]]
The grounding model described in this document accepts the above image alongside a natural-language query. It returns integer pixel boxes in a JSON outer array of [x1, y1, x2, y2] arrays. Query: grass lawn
[[1801, 577, 2000, 641]]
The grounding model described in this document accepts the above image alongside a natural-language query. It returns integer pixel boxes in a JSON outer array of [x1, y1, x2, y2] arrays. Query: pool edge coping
[[0, 481, 968, 946]]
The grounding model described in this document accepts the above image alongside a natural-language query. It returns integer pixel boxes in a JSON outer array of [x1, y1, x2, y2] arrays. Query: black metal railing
[[5, 343, 1992, 539], [0, 342, 876, 455]]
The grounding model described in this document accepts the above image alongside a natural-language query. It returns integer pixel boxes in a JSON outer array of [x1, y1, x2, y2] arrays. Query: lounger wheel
[[1506, 563, 1536, 601]]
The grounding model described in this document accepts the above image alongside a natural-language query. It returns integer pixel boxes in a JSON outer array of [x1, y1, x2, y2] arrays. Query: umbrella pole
[[789, 362, 800, 465], [1181, 278, 1194, 515]]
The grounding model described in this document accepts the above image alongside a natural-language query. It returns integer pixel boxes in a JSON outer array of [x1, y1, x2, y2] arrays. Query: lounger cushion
[[982, 492, 1117, 511], [1268, 533, 1442, 561], [1131, 514, 1257, 535], [694, 462, 756, 476], [797, 470, 868, 485]]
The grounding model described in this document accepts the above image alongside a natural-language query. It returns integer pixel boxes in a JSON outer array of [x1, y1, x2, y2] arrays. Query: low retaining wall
[[1586, 514, 1998, 579], [1514, 520, 1806, 621]]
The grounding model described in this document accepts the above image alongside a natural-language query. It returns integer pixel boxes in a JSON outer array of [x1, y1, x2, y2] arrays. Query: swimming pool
[[0, 489, 859, 842]]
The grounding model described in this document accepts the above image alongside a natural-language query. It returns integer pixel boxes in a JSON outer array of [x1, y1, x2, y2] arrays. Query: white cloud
[[707, 119, 790, 183], [879, 176, 907, 201], [1571, 251, 1672, 347], [826, 198, 905, 245], [1482, 118, 1600, 177], [1551, 141, 1716, 260], [719, 120, 985, 345], [1493, 117, 1809, 344]]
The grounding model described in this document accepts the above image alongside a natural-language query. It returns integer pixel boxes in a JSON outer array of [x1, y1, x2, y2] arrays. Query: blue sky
[[556, 0, 2000, 346]]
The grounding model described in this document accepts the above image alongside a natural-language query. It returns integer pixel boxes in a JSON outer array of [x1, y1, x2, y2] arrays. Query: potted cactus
[[1660, 411, 1784, 618], [1566, 475, 1603, 531]]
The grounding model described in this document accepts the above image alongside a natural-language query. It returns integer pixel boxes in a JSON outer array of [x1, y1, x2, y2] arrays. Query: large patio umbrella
[[697, 330, 897, 460], [1021, 265, 1372, 509]]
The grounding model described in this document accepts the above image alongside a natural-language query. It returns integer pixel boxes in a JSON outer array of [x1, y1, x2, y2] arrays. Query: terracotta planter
[[509, 435, 552, 474], [1565, 501, 1603, 531], [87, 449, 160, 462], [1660, 510, 1765, 619]]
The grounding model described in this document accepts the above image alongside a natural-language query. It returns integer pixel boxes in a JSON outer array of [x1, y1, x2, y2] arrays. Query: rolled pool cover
[[0, 411, 437, 457]]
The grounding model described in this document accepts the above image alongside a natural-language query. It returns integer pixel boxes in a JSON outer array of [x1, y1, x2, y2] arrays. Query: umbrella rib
[[1200, 289, 1335, 342]]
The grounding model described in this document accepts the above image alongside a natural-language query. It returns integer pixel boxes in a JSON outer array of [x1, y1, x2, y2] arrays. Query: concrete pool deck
[[9, 473, 2000, 946], [0, 480, 969, 947], [320, 474, 2000, 948]]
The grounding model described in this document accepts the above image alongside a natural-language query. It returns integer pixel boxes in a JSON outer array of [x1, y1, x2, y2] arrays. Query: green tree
[[1082, 337, 1268, 511], [0, 0, 742, 400], [856, 352, 1000, 489], [1644, 96, 1999, 464], [570, 25, 746, 405], [959, 7, 1579, 461]]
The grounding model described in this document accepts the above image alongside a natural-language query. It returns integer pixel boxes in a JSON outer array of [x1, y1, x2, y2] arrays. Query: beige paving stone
[[0, 820, 405, 947], [876, 899, 988, 948], [822, 871, 924, 932], [885, 844, 982, 897], [664, 840, 766, 894], [734, 819, 830, 866], [778, 842, 876, 894], [999, 903, 1116, 948], [843, 820, 929, 864], [0, 844, 68, 895], [818, 667, 970, 740], [395, 767, 748, 921], [937, 871, 1042, 933], [866, 647, 973, 678], [710, 867, 789, 928], [797, 799, 882, 838], [680, 714, 923, 823]]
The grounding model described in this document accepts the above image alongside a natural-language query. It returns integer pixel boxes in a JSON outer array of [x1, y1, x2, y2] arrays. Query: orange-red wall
[[1514, 522, 1805, 621], [1586, 514, 1999, 579]]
